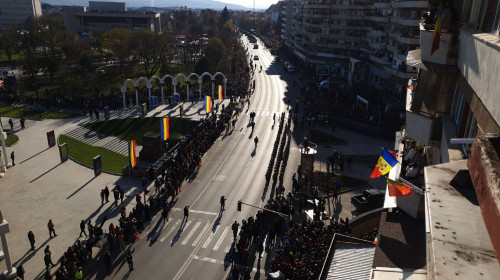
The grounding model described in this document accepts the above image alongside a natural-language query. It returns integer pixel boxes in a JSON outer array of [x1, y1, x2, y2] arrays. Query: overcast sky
[[224, 0, 280, 9]]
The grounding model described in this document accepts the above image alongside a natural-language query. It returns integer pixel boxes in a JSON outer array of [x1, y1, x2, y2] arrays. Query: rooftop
[[424, 160, 500, 279]]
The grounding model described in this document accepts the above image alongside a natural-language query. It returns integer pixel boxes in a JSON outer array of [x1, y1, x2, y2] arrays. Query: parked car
[[253, 44, 259, 49], [254, 55, 259, 60], [351, 188, 385, 211]]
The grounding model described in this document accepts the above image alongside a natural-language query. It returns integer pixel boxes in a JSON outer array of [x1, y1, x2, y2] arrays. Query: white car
[[254, 55, 259, 60]]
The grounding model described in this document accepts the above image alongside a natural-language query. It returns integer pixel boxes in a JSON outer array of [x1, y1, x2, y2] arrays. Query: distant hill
[[41, 0, 250, 10]]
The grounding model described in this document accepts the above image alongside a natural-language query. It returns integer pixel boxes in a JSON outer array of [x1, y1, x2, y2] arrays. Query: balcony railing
[[420, 24, 457, 65]]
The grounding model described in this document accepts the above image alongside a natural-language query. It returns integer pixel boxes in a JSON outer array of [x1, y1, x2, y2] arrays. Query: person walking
[[183, 206, 189, 221], [79, 220, 87, 237], [87, 220, 94, 238], [113, 186, 119, 204], [8, 118, 13, 130], [126, 251, 134, 270], [104, 186, 110, 203], [44, 245, 56, 266], [10, 151, 14, 165], [28, 230, 35, 250], [220, 196, 226, 211], [20, 117, 25, 129], [16, 264, 25, 280], [47, 219, 57, 238], [232, 221, 239, 241]]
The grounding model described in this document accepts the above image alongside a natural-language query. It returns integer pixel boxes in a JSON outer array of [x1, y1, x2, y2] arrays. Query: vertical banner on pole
[[161, 117, 170, 141], [129, 140, 137, 168], [47, 130, 56, 148], [93, 155, 102, 177]]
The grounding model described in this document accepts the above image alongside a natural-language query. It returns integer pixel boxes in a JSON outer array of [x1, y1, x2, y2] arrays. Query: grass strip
[[83, 117, 190, 146], [59, 134, 128, 175], [5, 134, 19, 146], [0, 106, 78, 120]]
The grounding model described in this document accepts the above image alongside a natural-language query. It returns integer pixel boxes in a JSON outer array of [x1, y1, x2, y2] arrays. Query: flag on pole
[[205, 95, 212, 113], [386, 177, 411, 196], [373, 234, 379, 245], [218, 85, 223, 100], [431, 16, 442, 55], [161, 117, 169, 140], [370, 148, 398, 178], [129, 140, 137, 168]]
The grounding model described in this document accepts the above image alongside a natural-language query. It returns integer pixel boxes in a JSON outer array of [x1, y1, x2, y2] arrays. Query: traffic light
[[237, 201, 242, 211]]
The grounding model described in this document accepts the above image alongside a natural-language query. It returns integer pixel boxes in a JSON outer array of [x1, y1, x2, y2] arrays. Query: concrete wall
[[458, 29, 500, 130]]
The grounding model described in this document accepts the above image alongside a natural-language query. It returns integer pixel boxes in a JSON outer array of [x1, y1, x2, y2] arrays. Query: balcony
[[458, 29, 500, 126], [397, 35, 420, 45], [369, 15, 390, 23], [391, 17, 422, 26], [383, 65, 415, 79], [420, 25, 457, 65], [391, 0, 428, 9], [373, 1, 391, 8], [369, 54, 392, 65]]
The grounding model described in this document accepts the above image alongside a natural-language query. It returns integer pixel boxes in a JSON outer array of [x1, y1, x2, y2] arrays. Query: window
[[450, 86, 464, 125]]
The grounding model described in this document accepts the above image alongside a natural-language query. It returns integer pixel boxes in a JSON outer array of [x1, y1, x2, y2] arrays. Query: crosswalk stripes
[[159, 220, 181, 243], [213, 227, 229, 251], [192, 222, 212, 247], [202, 227, 217, 249], [181, 221, 201, 245]]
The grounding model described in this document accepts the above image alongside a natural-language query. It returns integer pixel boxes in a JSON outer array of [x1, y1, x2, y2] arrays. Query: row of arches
[[120, 72, 227, 108]]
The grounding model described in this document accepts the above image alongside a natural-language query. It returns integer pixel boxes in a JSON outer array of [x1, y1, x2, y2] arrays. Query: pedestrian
[[16, 264, 25, 280], [47, 219, 57, 238], [126, 251, 134, 270], [44, 252, 53, 269], [104, 186, 110, 203], [251, 121, 255, 132], [232, 221, 239, 241], [100, 189, 105, 205], [44, 245, 56, 266], [10, 151, 14, 165], [104, 250, 111, 271], [87, 221, 94, 238], [113, 186, 119, 203], [183, 206, 189, 221], [120, 189, 125, 203], [79, 220, 87, 237], [118, 233, 125, 251], [75, 267, 83, 280], [28, 230, 35, 250], [220, 196, 226, 211], [20, 117, 25, 129], [257, 241, 264, 259], [8, 118, 13, 130]]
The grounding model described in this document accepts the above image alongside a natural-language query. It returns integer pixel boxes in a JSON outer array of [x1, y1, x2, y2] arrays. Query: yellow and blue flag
[[370, 148, 398, 178], [161, 117, 169, 141], [129, 140, 137, 168], [206, 95, 212, 113], [218, 85, 223, 100]]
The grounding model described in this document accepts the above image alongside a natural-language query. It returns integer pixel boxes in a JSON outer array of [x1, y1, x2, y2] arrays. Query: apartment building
[[276, 0, 427, 110], [0, 0, 43, 30]]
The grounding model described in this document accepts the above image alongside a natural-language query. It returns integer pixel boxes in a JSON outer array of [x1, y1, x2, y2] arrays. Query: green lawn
[[5, 134, 19, 146], [59, 135, 128, 174], [82, 117, 191, 146], [0, 106, 78, 120]]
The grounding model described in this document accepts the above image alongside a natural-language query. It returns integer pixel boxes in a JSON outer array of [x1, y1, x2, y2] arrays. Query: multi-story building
[[0, 0, 42, 30], [276, 0, 427, 110], [62, 1, 161, 35]]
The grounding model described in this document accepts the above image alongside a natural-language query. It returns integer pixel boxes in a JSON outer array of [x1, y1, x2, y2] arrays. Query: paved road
[[102, 34, 290, 280]]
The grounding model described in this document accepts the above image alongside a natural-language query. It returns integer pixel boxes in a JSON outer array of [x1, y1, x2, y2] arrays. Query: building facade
[[62, 1, 161, 35], [0, 0, 42, 30]]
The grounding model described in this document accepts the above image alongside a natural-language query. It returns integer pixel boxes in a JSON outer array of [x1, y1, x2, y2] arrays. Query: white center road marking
[[182, 221, 201, 245], [213, 226, 229, 251], [159, 220, 181, 243]]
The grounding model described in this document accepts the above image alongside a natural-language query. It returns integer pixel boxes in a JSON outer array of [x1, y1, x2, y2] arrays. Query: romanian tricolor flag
[[161, 117, 169, 141], [205, 95, 212, 113], [129, 140, 137, 168], [218, 85, 223, 100], [370, 148, 398, 178], [431, 16, 442, 55], [386, 177, 411, 196], [373, 234, 379, 245]]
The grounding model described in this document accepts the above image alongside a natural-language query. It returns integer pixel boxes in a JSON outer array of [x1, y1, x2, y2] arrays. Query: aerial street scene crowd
[[0, 0, 499, 280]]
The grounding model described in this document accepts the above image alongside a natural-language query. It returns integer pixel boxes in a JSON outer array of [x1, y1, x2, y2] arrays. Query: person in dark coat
[[79, 220, 87, 237], [104, 186, 110, 203], [16, 264, 25, 279], [28, 231, 35, 250]]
